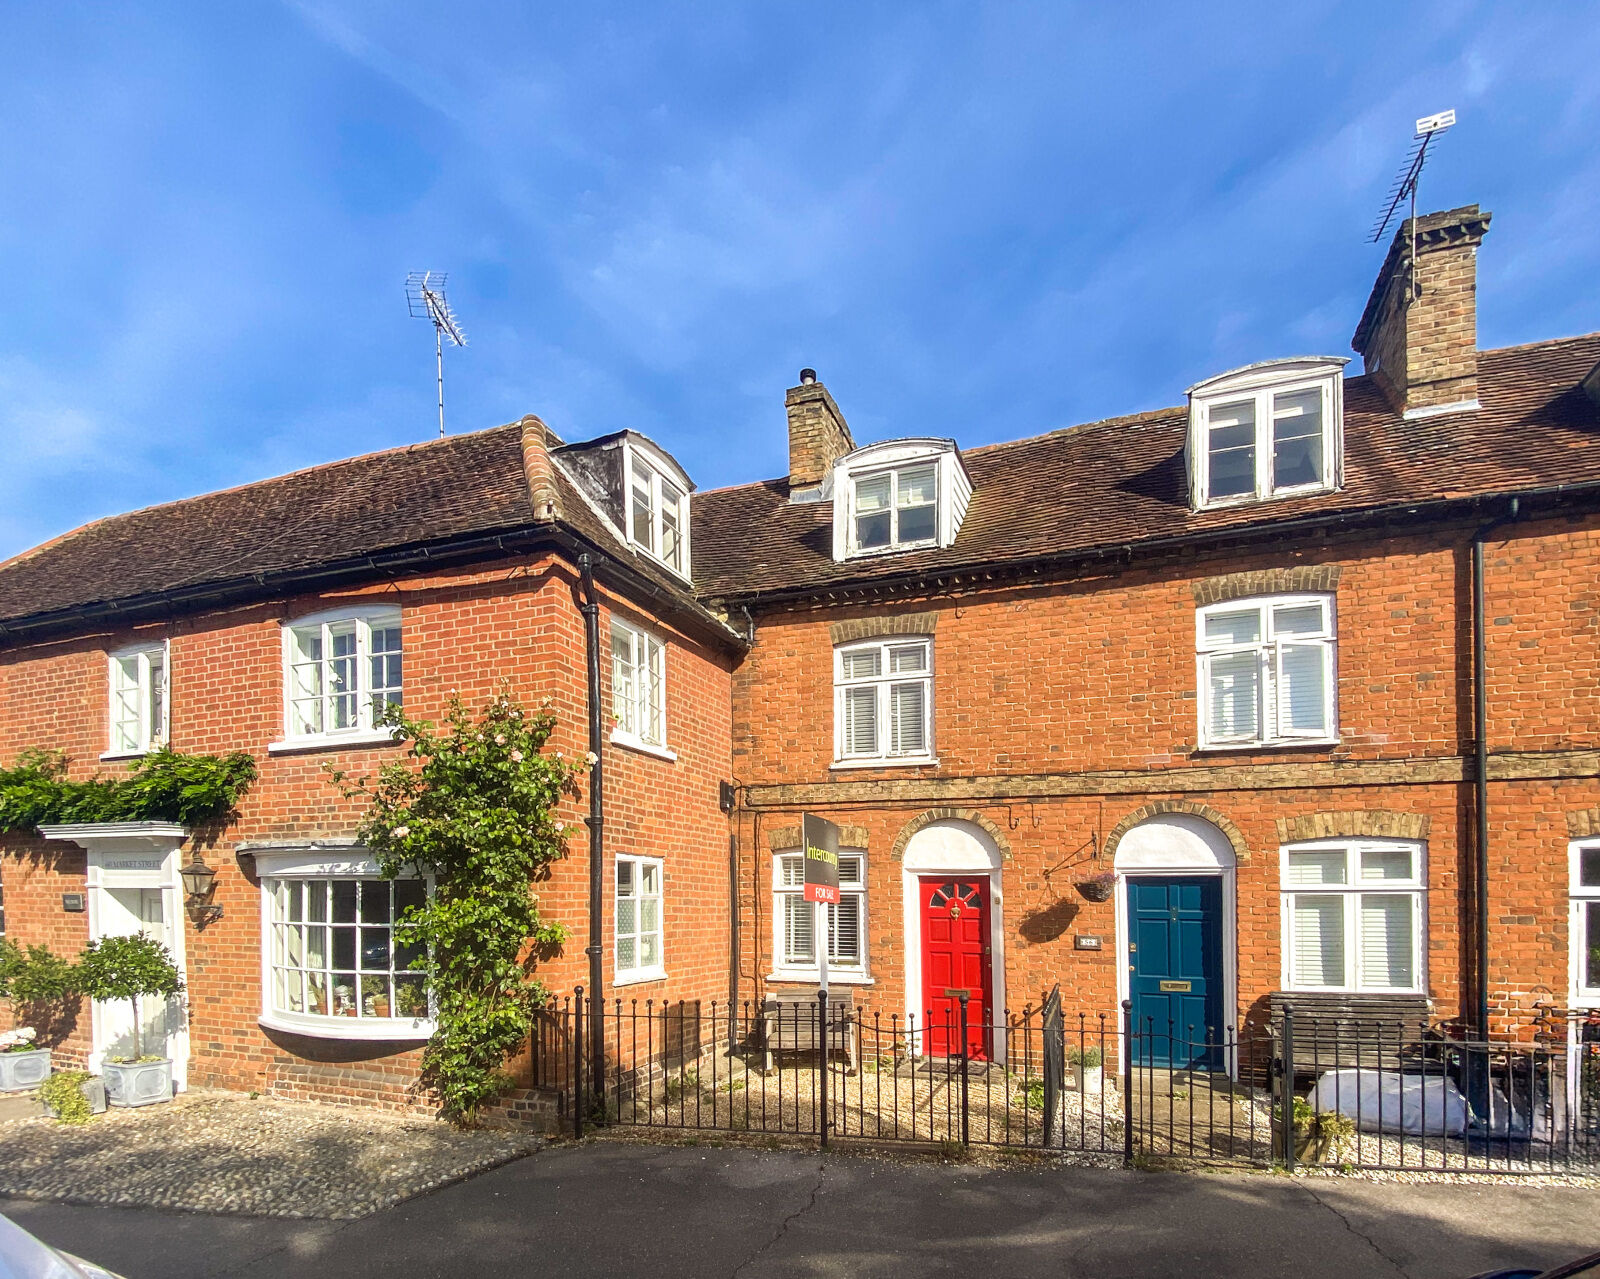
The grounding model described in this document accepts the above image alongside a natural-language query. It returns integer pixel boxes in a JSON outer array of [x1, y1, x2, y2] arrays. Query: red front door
[[920, 876, 992, 1059]]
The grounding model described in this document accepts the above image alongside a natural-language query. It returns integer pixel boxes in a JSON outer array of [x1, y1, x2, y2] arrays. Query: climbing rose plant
[[330, 692, 585, 1125]]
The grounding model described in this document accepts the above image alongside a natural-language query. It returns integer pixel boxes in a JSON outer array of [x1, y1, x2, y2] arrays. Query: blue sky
[[3, 2, 1597, 562]]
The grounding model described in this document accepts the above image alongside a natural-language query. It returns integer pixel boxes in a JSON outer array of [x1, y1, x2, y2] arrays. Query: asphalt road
[[2, 1141, 1595, 1278]]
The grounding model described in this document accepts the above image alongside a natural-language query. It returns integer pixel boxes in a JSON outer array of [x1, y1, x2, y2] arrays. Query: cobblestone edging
[[0, 1091, 541, 1219]]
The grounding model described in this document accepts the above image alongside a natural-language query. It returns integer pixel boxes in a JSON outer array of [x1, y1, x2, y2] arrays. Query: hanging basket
[[1074, 875, 1115, 903]]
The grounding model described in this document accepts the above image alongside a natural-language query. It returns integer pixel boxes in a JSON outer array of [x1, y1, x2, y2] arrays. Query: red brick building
[[3, 203, 1600, 1110]]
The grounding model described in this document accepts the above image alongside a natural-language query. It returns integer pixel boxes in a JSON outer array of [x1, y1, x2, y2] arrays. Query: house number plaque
[[61, 893, 85, 912]]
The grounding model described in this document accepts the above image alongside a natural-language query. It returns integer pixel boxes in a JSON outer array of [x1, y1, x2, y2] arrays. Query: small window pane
[[844, 687, 878, 755], [1204, 608, 1262, 646], [617, 897, 637, 935], [332, 881, 357, 923], [1291, 895, 1345, 986], [617, 933, 637, 970], [1272, 603, 1326, 637], [841, 649, 881, 680], [888, 644, 927, 674], [781, 856, 804, 888], [855, 475, 892, 549], [837, 856, 862, 885], [1208, 400, 1257, 499], [1272, 388, 1324, 490], [1278, 642, 1328, 734], [897, 465, 936, 507], [1586, 903, 1600, 991], [617, 860, 635, 896], [1286, 850, 1347, 886], [1579, 847, 1600, 888], [1361, 849, 1415, 882], [785, 894, 814, 963], [1206, 650, 1260, 739], [641, 862, 660, 895], [1360, 894, 1414, 989], [890, 682, 926, 754]]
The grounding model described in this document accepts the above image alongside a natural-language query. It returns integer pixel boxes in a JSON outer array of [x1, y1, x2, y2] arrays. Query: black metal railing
[[530, 990, 1600, 1173]]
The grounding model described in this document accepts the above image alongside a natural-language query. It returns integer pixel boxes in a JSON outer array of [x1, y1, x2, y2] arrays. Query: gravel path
[[0, 1091, 540, 1219]]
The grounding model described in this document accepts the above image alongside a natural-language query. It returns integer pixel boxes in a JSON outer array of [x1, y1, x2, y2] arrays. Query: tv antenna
[[406, 271, 467, 438], [1368, 109, 1456, 297]]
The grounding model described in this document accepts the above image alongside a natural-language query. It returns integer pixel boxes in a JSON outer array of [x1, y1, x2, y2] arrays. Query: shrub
[[76, 933, 184, 1060], [0, 747, 256, 831], [1067, 1045, 1103, 1069], [38, 1071, 95, 1125], [0, 941, 80, 1047]]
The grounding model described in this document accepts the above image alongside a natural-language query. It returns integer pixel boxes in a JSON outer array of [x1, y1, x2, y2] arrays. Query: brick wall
[[731, 513, 1600, 1039], [0, 548, 734, 1113]]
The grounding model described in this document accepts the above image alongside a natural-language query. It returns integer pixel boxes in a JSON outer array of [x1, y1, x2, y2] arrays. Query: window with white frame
[[1197, 595, 1335, 748], [1281, 841, 1424, 993], [848, 464, 937, 555], [1188, 358, 1345, 509], [108, 642, 168, 756], [611, 620, 666, 749], [625, 446, 690, 577], [264, 875, 430, 1027], [1571, 841, 1600, 1002], [835, 638, 933, 764], [282, 609, 402, 742], [616, 855, 664, 981], [773, 851, 866, 974]]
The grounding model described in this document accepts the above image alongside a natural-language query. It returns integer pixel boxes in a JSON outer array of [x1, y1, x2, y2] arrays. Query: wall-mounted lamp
[[179, 855, 223, 927]]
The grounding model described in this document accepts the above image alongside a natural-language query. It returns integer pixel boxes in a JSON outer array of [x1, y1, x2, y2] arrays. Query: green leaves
[[76, 933, 184, 1004], [0, 747, 257, 831], [331, 691, 585, 1125]]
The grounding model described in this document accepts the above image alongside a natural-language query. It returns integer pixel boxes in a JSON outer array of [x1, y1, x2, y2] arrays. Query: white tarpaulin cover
[[1307, 1068, 1469, 1137]]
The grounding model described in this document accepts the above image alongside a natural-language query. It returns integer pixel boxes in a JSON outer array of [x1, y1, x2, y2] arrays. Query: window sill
[[840, 540, 939, 562], [1278, 987, 1427, 999], [624, 538, 692, 584], [99, 749, 151, 763], [767, 970, 874, 986], [830, 757, 938, 771], [1196, 484, 1335, 511], [614, 967, 668, 987], [1193, 738, 1338, 754], [258, 1010, 434, 1041], [609, 730, 677, 762], [268, 729, 402, 756]]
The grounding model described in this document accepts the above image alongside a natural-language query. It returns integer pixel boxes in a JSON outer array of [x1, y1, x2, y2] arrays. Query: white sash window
[[616, 855, 665, 983], [279, 607, 402, 746], [1197, 595, 1336, 748], [611, 620, 667, 750], [773, 851, 867, 974], [107, 641, 169, 757], [1280, 841, 1425, 993], [834, 638, 934, 766]]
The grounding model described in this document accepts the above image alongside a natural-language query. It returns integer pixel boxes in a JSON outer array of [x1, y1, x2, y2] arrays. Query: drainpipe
[[1470, 497, 1519, 1042], [578, 555, 605, 1097]]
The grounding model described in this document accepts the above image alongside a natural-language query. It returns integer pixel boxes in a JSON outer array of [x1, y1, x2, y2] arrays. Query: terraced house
[[2, 202, 1599, 1121]]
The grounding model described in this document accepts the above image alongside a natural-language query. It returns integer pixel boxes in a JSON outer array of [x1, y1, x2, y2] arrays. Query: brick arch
[[1566, 808, 1600, 840], [1102, 801, 1249, 865], [1275, 810, 1431, 844], [890, 808, 1011, 862]]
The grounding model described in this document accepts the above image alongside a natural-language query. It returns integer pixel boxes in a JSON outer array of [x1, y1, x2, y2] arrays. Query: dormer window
[[831, 439, 971, 562], [622, 440, 691, 579], [1188, 358, 1347, 510]]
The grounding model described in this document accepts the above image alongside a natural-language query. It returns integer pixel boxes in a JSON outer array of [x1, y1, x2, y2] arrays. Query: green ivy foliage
[[330, 693, 584, 1126], [38, 1070, 95, 1125], [76, 933, 184, 1060], [0, 747, 257, 831]]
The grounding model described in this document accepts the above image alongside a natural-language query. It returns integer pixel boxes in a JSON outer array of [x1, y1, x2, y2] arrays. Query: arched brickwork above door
[[1103, 801, 1249, 865], [1274, 810, 1430, 844], [890, 809, 1011, 862]]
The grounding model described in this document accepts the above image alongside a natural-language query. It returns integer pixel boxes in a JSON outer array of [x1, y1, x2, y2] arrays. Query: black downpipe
[[1470, 497, 1519, 1043], [579, 555, 606, 1101]]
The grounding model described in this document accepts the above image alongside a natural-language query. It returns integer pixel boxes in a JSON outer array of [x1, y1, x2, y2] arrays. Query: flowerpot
[[1073, 1064, 1104, 1094], [102, 1058, 174, 1107], [0, 1049, 51, 1092], [1075, 880, 1114, 903]]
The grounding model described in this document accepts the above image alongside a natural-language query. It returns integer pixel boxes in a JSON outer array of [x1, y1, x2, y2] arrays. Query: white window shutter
[[785, 894, 814, 964], [1358, 894, 1414, 989], [845, 687, 878, 755], [1290, 894, 1344, 986], [890, 682, 926, 755], [830, 896, 861, 964], [1205, 650, 1260, 741], [1276, 640, 1330, 737]]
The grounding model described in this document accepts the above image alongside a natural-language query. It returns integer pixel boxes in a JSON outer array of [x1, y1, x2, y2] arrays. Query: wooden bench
[[756, 991, 859, 1075], [1269, 992, 1432, 1076]]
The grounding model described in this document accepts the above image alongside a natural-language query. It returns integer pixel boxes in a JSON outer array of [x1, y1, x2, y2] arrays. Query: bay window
[[1281, 841, 1425, 993], [1197, 595, 1335, 747], [773, 851, 866, 977], [257, 851, 432, 1040], [834, 637, 934, 765]]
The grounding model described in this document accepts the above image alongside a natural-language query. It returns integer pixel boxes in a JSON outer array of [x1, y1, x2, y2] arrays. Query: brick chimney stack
[[1352, 204, 1492, 418], [786, 369, 856, 497]]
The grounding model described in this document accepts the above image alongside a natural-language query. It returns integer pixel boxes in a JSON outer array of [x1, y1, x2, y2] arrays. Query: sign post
[[801, 814, 841, 997]]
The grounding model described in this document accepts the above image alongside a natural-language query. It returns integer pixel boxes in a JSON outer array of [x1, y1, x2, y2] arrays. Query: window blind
[[890, 683, 925, 754], [1290, 894, 1343, 987], [1359, 894, 1413, 989]]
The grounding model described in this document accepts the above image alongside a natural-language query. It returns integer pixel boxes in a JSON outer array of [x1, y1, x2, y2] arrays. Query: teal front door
[[1127, 876, 1225, 1069]]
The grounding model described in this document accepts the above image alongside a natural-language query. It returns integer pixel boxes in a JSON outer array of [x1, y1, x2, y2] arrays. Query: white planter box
[[102, 1059, 174, 1107], [0, 1049, 51, 1093]]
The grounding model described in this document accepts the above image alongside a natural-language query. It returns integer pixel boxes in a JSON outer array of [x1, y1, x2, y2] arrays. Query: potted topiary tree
[[76, 933, 184, 1106], [0, 940, 79, 1092]]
